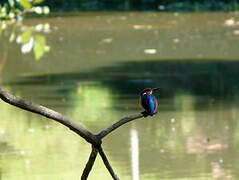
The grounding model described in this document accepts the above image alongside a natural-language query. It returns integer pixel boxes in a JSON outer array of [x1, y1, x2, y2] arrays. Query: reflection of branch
[[0, 87, 148, 179]]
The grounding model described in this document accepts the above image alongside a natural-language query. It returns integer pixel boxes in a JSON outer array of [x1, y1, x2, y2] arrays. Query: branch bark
[[97, 113, 144, 139], [98, 146, 120, 180], [81, 146, 98, 180]]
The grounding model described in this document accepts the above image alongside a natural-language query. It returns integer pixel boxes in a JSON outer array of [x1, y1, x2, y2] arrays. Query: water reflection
[[130, 126, 139, 180]]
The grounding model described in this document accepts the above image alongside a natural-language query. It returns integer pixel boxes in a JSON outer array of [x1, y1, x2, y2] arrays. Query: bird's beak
[[152, 88, 160, 91]]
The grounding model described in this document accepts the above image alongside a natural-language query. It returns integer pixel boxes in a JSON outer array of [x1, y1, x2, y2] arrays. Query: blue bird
[[140, 88, 159, 116]]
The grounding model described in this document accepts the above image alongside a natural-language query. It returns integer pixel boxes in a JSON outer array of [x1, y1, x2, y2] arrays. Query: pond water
[[1, 12, 239, 180]]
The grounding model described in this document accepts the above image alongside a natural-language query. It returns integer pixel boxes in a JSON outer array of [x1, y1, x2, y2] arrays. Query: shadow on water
[[89, 59, 239, 98], [7, 58, 239, 99]]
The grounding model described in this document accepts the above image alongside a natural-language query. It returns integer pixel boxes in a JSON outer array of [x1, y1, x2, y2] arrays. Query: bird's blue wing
[[147, 94, 157, 115], [141, 94, 157, 116]]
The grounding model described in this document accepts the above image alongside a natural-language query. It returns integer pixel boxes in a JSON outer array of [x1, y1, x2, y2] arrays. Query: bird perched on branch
[[140, 88, 159, 116]]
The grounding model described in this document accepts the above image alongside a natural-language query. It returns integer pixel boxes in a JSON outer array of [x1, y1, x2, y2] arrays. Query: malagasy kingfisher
[[140, 88, 160, 116]]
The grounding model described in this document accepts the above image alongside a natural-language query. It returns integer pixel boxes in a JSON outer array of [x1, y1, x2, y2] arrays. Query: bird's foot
[[142, 111, 149, 117]]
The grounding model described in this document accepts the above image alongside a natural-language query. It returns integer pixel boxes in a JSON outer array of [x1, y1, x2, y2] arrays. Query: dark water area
[[1, 12, 239, 179], [5, 59, 239, 111], [6, 59, 239, 106]]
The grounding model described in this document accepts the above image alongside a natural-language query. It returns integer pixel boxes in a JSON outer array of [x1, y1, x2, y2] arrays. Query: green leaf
[[1, 5, 7, 14], [20, 30, 32, 44], [19, 0, 32, 9], [8, 0, 15, 7], [9, 32, 15, 42], [32, 0, 45, 5], [33, 35, 46, 60]]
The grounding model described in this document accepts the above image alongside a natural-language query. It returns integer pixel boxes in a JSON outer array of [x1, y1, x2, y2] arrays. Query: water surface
[[1, 12, 239, 180]]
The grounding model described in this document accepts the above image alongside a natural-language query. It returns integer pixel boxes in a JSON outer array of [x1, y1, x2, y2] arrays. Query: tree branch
[[0, 87, 99, 145], [81, 146, 98, 180], [97, 113, 144, 139], [98, 146, 120, 180], [0, 87, 153, 180]]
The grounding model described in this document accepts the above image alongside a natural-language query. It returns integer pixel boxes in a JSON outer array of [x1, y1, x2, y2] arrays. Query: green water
[[1, 12, 239, 180]]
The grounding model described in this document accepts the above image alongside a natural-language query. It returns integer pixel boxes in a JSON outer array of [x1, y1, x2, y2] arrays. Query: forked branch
[[0, 87, 148, 179]]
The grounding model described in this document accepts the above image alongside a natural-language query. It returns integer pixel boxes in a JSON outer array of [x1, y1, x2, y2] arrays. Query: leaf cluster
[[0, 0, 49, 20]]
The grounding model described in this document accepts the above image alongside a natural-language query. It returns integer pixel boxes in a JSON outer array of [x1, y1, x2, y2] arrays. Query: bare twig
[[97, 113, 144, 139], [81, 146, 98, 180], [98, 146, 120, 180], [0, 87, 99, 145]]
